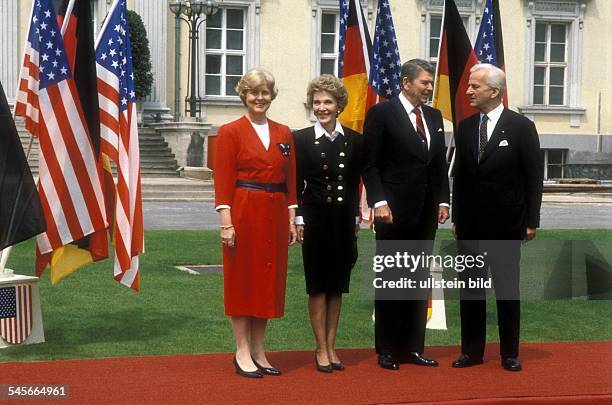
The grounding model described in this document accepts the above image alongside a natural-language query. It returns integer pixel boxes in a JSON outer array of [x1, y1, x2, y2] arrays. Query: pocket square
[[499, 140, 509, 147]]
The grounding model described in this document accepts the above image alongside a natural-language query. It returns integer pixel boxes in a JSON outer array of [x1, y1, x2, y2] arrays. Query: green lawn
[[1, 229, 610, 362]]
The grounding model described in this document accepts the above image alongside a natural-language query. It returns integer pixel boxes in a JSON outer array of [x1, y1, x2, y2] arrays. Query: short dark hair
[[401, 59, 435, 83]]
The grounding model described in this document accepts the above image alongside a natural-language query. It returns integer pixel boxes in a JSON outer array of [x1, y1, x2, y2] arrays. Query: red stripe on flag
[[37, 121, 85, 244], [342, 26, 367, 77], [44, 85, 105, 232], [36, 187, 62, 254]]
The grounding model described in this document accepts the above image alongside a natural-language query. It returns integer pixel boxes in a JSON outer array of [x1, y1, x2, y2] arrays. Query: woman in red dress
[[214, 68, 298, 378]]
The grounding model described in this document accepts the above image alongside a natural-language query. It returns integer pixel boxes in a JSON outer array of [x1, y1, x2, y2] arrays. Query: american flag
[[0, 285, 32, 345], [474, 0, 507, 106], [338, 0, 349, 77], [96, 0, 144, 291], [14, 0, 108, 263], [474, 0, 498, 65], [370, 0, 402, 100]]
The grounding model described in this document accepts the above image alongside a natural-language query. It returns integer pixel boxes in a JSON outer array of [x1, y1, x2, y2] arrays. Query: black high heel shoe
[[331, 361, 345, 371], [252, 357, 282, 376], [315, 352, 333, 373], [233, 356, 263, 378]]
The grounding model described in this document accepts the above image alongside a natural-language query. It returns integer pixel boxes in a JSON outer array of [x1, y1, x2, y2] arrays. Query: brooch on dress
[[277, 142, 291, 157]]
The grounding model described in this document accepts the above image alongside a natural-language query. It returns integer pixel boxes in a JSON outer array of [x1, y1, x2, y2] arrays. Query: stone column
[[133, 0, 172, 121], [0, 0, 20, 105]]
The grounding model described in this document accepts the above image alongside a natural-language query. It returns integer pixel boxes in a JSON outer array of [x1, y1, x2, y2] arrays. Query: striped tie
[[479, 114, 488, 162], [413, 107, 428, 149]]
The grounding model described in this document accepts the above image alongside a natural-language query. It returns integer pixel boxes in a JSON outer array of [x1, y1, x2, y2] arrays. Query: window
[[204, 8, 246, 97], [421, 0, 478, 67], [426, 15, 470, 64], [543, 149, 567, 179], [519, 1, 586, 125], [319, 12, 340, 75], [533, 22, 568, 106], [311, 0, 372, 79]]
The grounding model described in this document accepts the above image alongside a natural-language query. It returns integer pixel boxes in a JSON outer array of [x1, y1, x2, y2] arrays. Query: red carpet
[[2, 341, 611, 404]]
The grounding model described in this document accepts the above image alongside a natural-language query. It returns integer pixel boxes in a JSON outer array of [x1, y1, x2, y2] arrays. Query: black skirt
[[301, 204, 358, 294]]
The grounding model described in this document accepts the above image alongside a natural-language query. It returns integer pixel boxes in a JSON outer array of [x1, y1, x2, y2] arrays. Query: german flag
[[37, 0, 113, 284], [432, 0, 479, 130], [338, 0, 377, 133]]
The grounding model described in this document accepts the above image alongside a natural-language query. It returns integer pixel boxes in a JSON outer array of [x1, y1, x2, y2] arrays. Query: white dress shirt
[[398, 92, 431, 151], [480, 102, 505, 141]]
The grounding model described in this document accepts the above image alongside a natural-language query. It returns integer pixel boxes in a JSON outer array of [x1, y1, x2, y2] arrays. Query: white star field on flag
[[27, 0, 71, 89], [95, 0, 136, 112], [474, 0, 498, 66], [370, 1, 401, 98]]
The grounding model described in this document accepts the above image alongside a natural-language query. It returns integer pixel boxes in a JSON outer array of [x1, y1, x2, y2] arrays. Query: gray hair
[[401, 59, 435, 83], [470, 63, 506, 96]]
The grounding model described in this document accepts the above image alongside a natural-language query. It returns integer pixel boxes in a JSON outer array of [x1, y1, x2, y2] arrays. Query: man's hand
[[355, 223, 360, 239], [374, 204, 393, 224], [438, 206, 449, 224], [296, 224, 304, 243], [451, 223, 457, 239], [525, 227, 537, 241]]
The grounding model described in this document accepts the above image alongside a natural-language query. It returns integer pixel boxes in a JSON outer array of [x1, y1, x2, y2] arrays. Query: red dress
[[214, 116, 297, 318]]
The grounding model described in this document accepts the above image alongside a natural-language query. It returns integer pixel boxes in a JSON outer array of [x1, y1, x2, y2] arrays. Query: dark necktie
[[479, 114, 488, 162], [413, 107, 428, 149]]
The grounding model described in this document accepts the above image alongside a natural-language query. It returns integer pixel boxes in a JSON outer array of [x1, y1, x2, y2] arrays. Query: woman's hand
[[218, 208, 235, 248], [355, 223, 360, 239], [288, 224, 298, 246], [296, 224, 304, 243], [221, 226, 236, 248]]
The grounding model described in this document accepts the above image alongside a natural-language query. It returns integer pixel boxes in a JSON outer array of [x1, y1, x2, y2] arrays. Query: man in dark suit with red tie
[[363, 59, 450, 370], [451, 63, 543, 372]]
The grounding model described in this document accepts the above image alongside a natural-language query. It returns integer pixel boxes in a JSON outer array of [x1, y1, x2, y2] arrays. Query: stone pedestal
[[149, 121, 213, 170], [0, 273, 45, 348]]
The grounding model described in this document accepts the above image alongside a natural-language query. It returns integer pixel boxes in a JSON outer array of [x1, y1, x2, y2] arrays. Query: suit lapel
[[391, 98, 427, 162], [422, 106, 441, 163], [469, 115, 479, 163], [480, 109, 509, 163]]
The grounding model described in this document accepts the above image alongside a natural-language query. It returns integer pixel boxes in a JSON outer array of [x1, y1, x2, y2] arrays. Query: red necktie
[[413, 107, 428, 149]]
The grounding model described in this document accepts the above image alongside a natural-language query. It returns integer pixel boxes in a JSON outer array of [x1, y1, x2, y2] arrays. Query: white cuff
[[215, 205, 231, 211], [374, 200, 388, 208], [295, 216, 305, 225], [439, 203, 450, 208], [288, 204, 298, 209], [355, 216, 360, 224]]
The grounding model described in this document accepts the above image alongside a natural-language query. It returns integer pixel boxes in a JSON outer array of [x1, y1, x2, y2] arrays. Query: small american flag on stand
[[0, 285, 33, 345], [96, 0, 144, 291], [370, 0, 402, 100]]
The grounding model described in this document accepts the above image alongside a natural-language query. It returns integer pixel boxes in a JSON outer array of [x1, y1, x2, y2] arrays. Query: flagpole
[[432, 2, 457, 178]]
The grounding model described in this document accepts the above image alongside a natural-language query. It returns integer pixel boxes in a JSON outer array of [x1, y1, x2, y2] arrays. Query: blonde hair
[[235, 67, 279, 105], [306, 74, 349, 112]]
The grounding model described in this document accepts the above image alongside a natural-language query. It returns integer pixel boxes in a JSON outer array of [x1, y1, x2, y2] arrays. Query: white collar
[[399, 92, 420, 115], [481, 102, 504, 122], [314, 120, 344, 139]]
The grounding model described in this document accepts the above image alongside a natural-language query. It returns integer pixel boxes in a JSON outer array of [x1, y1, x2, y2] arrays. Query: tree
[[127, 10, 153, 100]]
